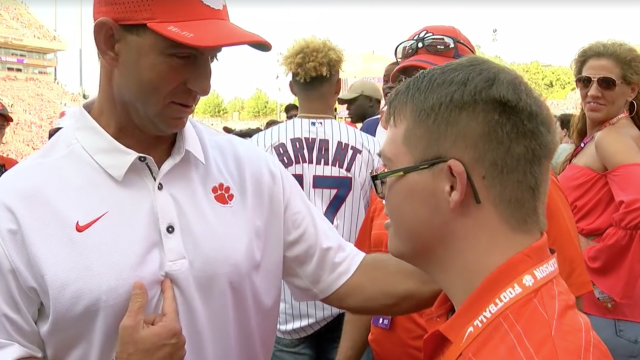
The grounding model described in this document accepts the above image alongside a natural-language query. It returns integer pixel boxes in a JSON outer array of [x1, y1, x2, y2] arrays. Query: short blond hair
[[280, 37, 344, 83]]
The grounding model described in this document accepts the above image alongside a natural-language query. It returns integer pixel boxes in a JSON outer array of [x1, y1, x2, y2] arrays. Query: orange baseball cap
[[93, 0, 271, 51], [391, 25, 475, 82]]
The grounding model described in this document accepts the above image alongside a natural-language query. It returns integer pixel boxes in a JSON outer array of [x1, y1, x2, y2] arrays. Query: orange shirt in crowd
[[355, 173, 594, 360], [0, 156, 18, 170], [421, 237, 612, 360], [546, 171, 593, 297]]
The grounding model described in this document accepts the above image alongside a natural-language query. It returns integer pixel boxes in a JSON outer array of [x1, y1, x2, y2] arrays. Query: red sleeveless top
[[559, 164, 640, 322]]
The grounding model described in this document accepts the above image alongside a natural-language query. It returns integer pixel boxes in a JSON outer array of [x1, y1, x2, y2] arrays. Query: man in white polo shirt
[[0, 1, 436, 360]]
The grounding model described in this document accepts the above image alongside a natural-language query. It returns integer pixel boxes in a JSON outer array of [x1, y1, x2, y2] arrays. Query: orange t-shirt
[[421, 237, 612, 360], [357, 175, 593, 360], [0, 156, 17, 170], [546, 171, 593, 297]]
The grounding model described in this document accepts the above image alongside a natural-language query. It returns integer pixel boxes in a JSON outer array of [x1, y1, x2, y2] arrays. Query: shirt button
[[157, 183, 164, 191], [166, 225, 175, 234], [138, 156, 146, 162]]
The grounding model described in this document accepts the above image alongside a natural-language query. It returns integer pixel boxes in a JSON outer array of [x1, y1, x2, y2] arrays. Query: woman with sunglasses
[[558, 41, 640, 360]]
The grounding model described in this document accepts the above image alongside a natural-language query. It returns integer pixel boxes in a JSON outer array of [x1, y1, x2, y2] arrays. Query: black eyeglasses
[[370, 157, 482, 204], [575, 75, 620, 92], [394, 35, 475, 63]]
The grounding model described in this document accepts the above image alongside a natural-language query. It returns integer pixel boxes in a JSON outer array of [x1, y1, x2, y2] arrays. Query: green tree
[[245, 89, 276, 119], [226, 97, 245, 114], [510, 61, 574, 100], [194, 91, 226, 118], [469, 45, 572, 100], [475, 46, 506, 65]]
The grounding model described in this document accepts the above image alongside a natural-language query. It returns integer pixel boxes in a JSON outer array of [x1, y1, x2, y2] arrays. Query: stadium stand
[[0, 0, 79, 160], [0, 76, 81, 160], [0, 0, 62, 43]]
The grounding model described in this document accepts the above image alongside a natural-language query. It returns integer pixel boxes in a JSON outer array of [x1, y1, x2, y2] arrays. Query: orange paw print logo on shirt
[[212, 182, 235, 206]]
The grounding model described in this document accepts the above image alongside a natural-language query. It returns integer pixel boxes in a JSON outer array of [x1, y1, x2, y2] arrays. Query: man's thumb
[[124, 281, 148, 321]]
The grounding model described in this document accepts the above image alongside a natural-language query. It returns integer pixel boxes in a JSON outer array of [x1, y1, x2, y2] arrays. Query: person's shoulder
[[525, 282, 611, 358], [469, 284, 584, 359], [190, 120, 287, 174], [595, 122, 640, 168], [360, 116, 381, 136], [0, 128, 79, 185]]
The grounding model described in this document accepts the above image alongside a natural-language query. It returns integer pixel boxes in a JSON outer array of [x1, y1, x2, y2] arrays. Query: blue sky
[[23, 0, 640, 102]]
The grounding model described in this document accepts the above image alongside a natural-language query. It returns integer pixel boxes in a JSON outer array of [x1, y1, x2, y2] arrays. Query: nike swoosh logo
[[76, 212, 108, 233]]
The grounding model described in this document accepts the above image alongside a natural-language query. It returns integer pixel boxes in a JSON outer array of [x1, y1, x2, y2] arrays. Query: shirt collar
[[73, 103, 205, 181], [438, 235, 552, 342], [365, 114, 380, 122]]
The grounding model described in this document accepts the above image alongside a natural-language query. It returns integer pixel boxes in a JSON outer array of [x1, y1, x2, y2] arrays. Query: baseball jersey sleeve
[[278, 163, 366, 302], [0, 236, 44, 358]]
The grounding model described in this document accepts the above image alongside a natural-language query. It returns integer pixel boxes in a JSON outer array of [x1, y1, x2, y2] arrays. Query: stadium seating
[[0, 76, 81, 160], [0, 0, 62, 43]]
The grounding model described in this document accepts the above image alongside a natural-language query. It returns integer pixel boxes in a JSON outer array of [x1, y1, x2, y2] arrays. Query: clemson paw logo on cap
[[413, 30, 434, 50], [201, 0, 226, 10], [414, 30, 434, 40]]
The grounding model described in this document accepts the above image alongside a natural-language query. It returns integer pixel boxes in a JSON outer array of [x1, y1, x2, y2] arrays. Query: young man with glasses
[[376, 56, 611, 359], [337, 25, 476, 360], [337, 26, 593, 360]]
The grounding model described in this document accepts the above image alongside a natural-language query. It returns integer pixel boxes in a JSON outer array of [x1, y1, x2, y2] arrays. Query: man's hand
[[115, 279, 186, 360]]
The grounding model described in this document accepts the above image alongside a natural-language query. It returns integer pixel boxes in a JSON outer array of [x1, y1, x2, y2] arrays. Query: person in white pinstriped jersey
[[252, 37, 381, 360]]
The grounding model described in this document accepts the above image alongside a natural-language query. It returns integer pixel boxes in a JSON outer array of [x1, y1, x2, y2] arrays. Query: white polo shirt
[[0, 106, 365, 360]]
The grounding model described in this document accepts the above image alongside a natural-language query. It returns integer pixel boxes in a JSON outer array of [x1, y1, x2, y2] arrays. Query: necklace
[[296, 113, 335, 119], [571, 111, 628, 161]]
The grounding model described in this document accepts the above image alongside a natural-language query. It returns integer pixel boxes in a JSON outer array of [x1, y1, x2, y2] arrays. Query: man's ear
[[289, 81, 297, 97], [94, 18, 122, 68], [445, 160, 469, 209]]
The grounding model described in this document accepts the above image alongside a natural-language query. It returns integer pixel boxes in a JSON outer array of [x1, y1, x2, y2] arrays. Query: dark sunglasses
[[370, 157, 482, 204], [575, 75, 620, 92], [394, 35, 475, 63]]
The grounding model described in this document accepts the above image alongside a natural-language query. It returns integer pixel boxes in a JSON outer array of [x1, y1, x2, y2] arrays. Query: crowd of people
[[0, 76, 82, 160], [1, 1, 639, 360], [0, 0, 62, 43]]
